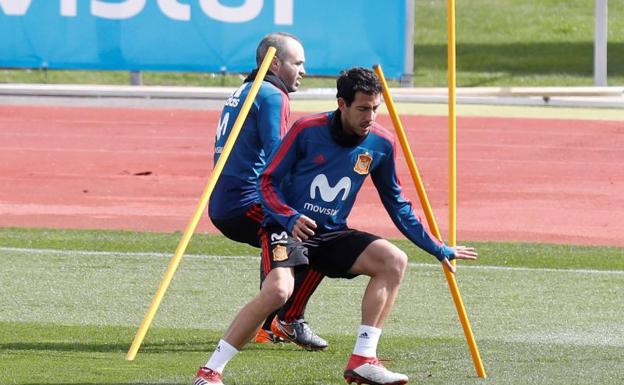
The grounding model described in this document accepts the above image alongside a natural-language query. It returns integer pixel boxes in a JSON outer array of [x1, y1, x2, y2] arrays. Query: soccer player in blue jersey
[[207, 32, 326, 350], [194, 67, 478, 385]]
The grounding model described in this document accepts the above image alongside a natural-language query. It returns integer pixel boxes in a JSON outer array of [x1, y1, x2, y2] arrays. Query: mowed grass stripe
[[2, 246, 623, 276], [1, 228, 622, 271]]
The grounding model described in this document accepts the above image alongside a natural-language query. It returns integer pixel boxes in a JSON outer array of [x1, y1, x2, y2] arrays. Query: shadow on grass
[[0, 339, 218, 354], [0, 339, 310, 355]]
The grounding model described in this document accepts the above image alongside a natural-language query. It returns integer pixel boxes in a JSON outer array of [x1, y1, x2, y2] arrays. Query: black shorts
[[210, 204, 264, 248], [260, 225, 381, 279]]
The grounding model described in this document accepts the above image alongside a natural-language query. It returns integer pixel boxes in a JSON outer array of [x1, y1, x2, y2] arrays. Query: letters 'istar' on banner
[[0, 0, 412, 79], [0, 0, 294, 23]]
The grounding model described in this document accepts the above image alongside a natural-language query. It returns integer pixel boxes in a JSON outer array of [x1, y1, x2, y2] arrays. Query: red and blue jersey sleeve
[[258, 121, 306, 232], [209, 82, 289, 220], [257, 89, 289, 160], [370, 130, 454, 261]]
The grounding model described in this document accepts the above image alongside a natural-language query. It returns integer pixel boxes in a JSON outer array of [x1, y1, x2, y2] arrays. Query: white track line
[[1, 246, 622, 276]]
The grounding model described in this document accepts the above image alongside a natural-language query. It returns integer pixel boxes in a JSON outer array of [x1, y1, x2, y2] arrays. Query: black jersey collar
[[244, 69, 290, 96], [330, 109, 367, 148]]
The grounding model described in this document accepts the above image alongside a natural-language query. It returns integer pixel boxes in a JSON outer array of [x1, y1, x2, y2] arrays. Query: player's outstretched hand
[[292, 215, 317, 241], [442, 245, 478, 274]]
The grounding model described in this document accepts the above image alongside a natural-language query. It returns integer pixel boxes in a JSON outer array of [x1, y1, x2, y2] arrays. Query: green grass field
[[1, 228, 623, 385], [414, 0, 624, 86], [1, 0, 622, 87]]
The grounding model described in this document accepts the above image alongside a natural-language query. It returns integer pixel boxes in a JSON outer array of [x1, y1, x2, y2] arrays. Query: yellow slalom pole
[[125, 47, 277, 361], [448, 0, 457, 248], [372, 66, 441, 240], [373, 64, 486, 378], [447, 0, 486, 377]]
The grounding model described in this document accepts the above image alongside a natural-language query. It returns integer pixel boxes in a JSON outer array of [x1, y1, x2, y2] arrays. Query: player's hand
[[292, 215, 317, 241], [442, 245, 478, 274]]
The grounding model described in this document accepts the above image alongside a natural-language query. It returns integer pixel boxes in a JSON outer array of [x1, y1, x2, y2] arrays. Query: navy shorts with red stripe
[[260, 224, 381, 279], [210, 203, 264, 248]]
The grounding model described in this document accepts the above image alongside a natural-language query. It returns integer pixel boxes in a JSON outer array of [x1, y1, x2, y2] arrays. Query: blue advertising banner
[[0, 0, 409, 78]]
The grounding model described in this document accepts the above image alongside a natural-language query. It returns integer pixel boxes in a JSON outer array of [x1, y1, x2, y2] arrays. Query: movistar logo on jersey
[[304, 174, 351, 217], [303, 203, 338, 216], [270, 231, 288, 244], [310, 174, 351, 202]]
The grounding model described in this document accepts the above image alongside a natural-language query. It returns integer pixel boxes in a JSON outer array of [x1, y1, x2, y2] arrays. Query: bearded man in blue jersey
[[208, 32, 326, 350], [194, 67, 478, 385]]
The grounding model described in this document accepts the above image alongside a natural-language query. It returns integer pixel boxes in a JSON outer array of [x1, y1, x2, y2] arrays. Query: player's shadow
[[36, 383, 183, 385]]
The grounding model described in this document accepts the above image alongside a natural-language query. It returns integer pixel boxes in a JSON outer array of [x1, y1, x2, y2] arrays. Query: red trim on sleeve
[[279, 91, 290, 138], [260, 113, 328, 217]]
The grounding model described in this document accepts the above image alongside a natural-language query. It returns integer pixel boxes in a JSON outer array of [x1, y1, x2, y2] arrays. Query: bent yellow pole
[[373, 64, 486, 378], [126, 47, 277, 361]]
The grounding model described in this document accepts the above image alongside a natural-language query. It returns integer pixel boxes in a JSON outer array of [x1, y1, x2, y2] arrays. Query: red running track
[[1, 105, 622, 247]]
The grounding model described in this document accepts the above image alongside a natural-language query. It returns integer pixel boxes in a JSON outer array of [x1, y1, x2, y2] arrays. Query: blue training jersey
[[259, 110, 454, 262], [208, 76, 289, 219]]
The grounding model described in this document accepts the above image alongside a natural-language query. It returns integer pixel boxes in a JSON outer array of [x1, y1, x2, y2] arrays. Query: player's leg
[[210, 205, 280, 343], [194, 266, 294, 385], [278, 267, 324, 323], [193, 226, 303, 385], [209, 204, 263, 248], [255, 268, 282, 343], [309, 231, 408, 385], [349, 239, 407, 328], [223, 266, 295, 346], [270, 266, 328, 350], [345, 238, 408, 385], [239, 204, 326, 347]]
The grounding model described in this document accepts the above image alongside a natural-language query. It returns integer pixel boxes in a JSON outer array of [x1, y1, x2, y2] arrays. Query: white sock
[[205, 339, 239, 373], [353, 325, 382, 358]]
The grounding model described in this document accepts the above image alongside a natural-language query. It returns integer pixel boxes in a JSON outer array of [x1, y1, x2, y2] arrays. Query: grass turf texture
[[1, 228, 623, 385], [414, 0, 624, 87], [1, 0, 622, 87]]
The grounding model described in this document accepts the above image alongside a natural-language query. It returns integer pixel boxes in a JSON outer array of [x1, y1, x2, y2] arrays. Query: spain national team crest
[[354, 153, 373, 175], [272, 245, 288, 262]]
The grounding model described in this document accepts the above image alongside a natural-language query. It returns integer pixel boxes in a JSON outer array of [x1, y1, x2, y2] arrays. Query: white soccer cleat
[[343, 354, 408, 385]]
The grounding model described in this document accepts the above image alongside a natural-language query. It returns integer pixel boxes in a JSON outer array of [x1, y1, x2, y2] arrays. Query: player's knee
[[273, 285, 292, 307], [368, 241, 407, 282], [260, 267, 294, 309], [386, 248, 408, 282], [261, 282, 291, 309], [355, 239, 407, 279]]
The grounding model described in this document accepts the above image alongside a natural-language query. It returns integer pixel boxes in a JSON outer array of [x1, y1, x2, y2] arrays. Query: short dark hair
[[256, 32, 301, 66], [336, 67, 382, 106]]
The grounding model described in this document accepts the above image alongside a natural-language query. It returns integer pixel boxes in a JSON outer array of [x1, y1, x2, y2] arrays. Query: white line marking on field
[[407, 262, 624, 275], [1, 246, 623, 276], [0, 246, 257, 260]]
